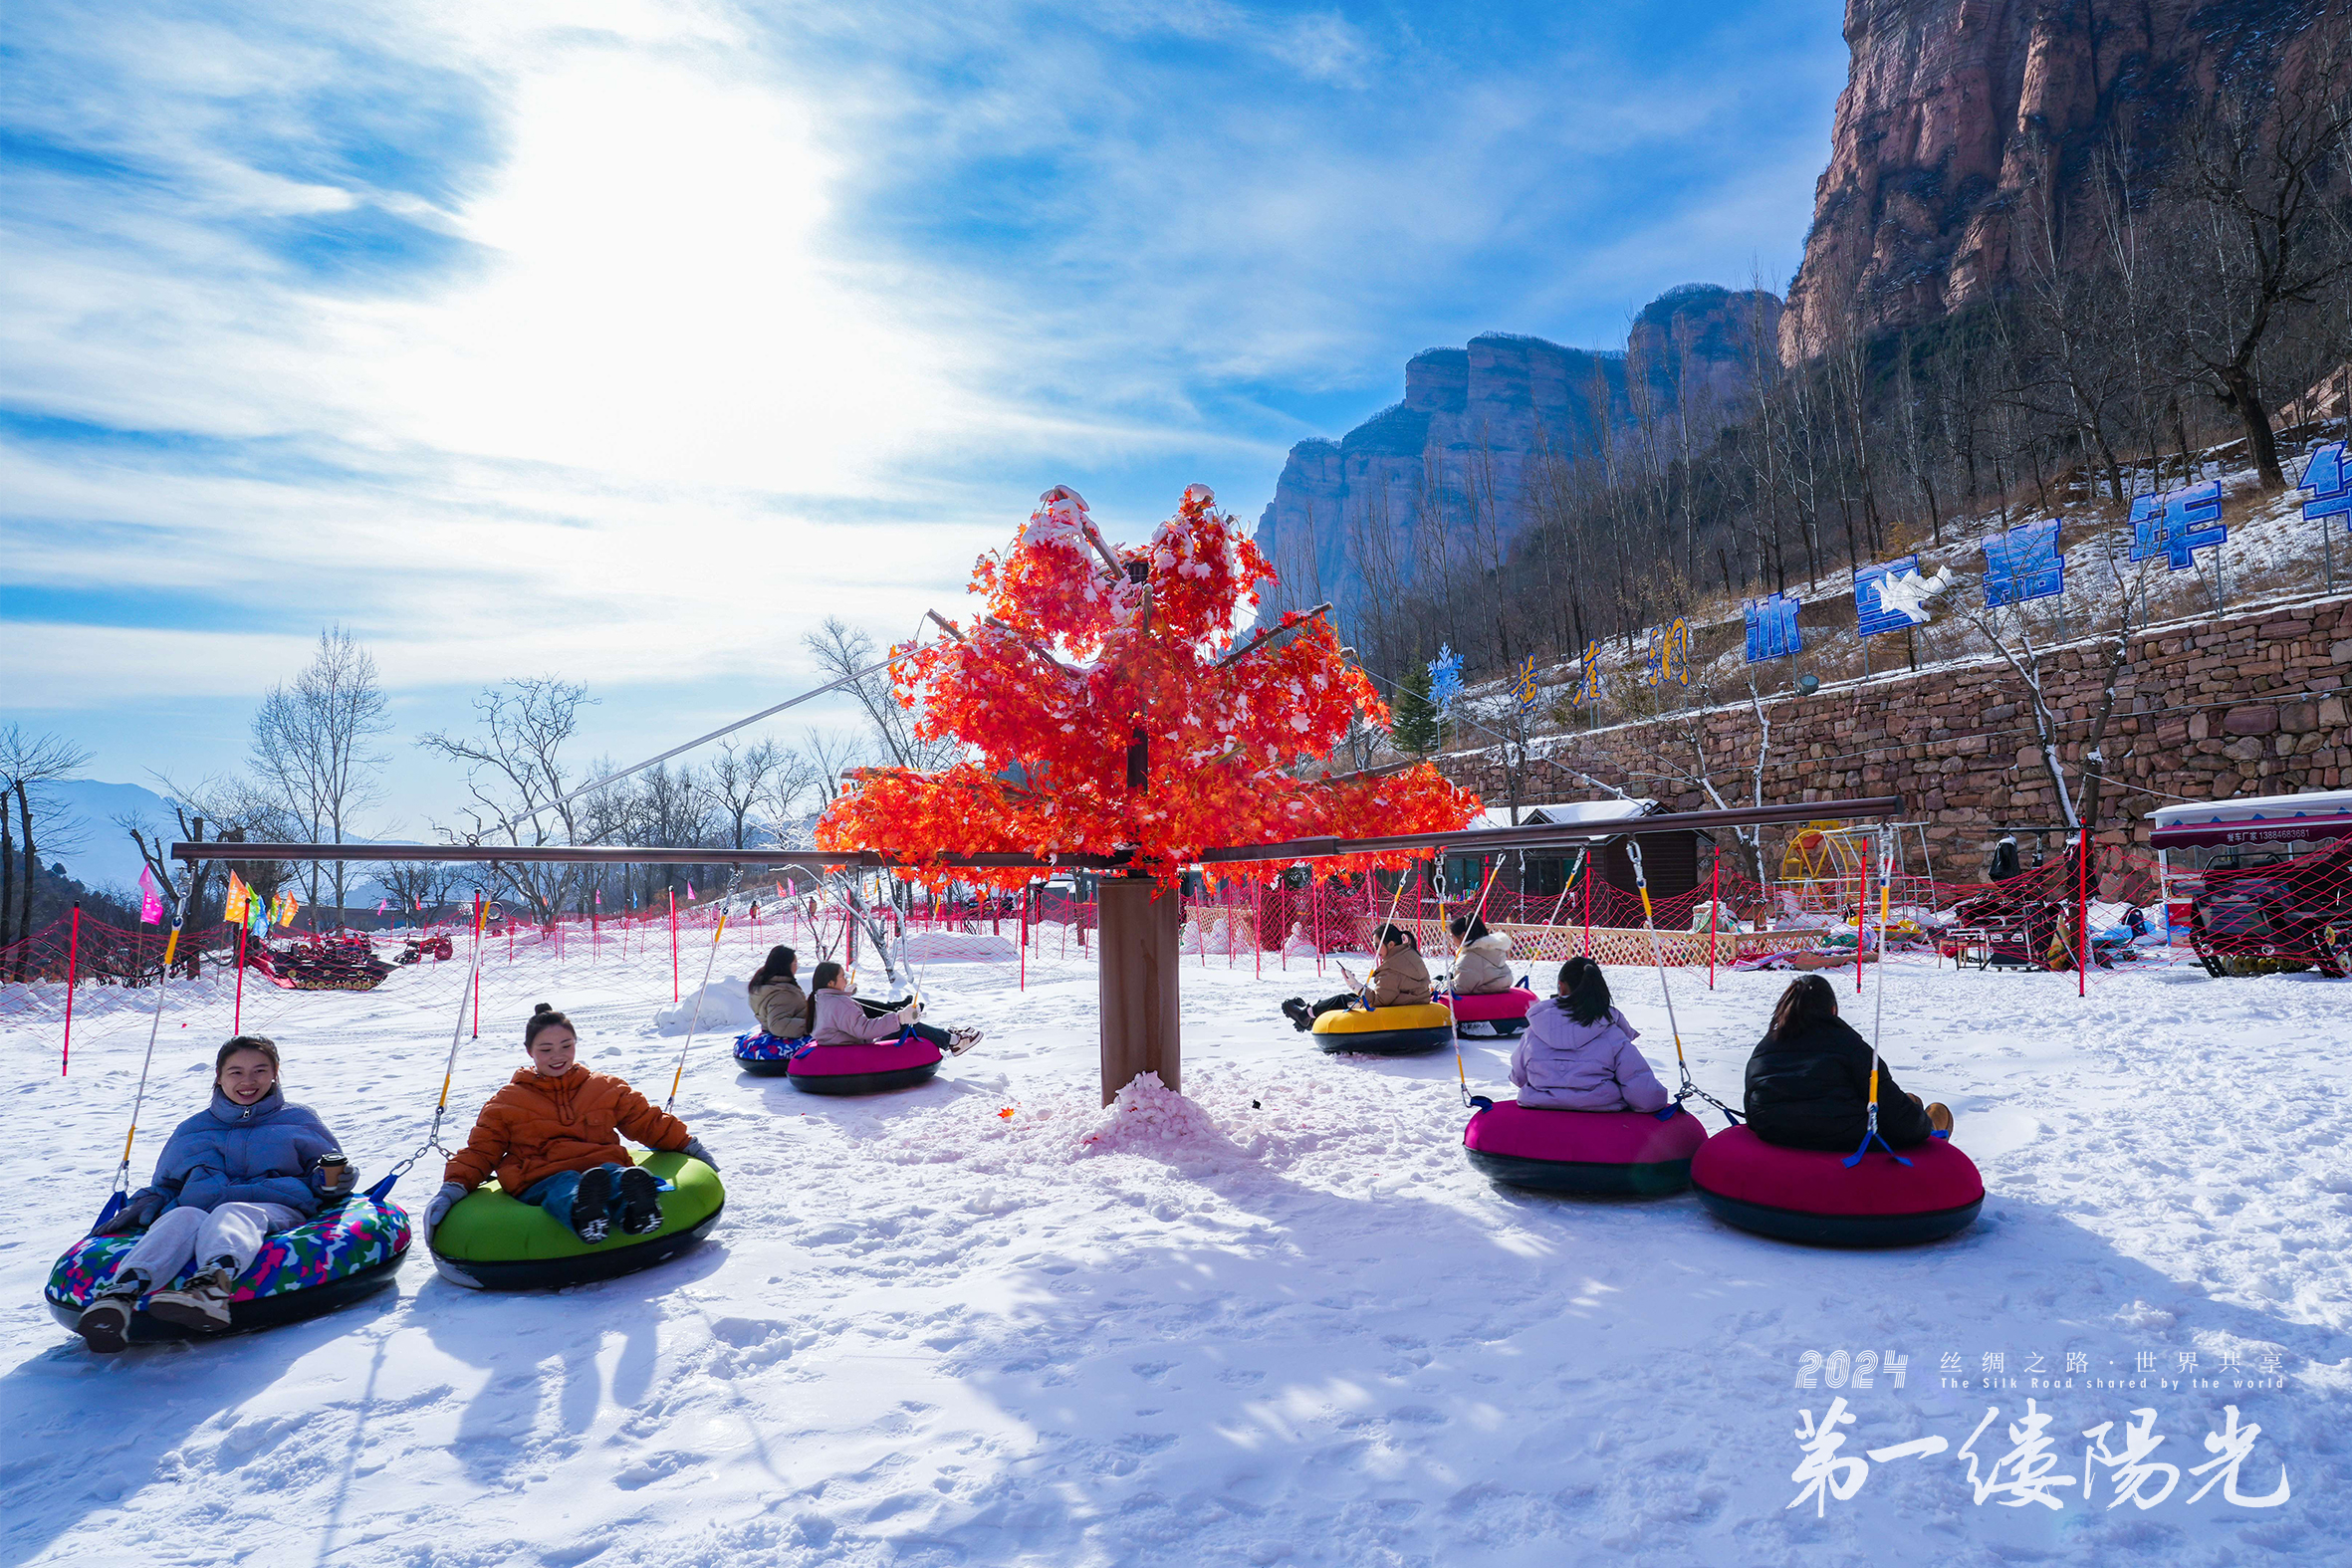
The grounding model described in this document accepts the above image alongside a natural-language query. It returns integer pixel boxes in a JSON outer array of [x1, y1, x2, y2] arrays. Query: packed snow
[[2, 929, 2346, 1566]]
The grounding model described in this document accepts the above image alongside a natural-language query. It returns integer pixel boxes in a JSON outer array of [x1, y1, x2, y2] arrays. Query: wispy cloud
[[2, 0, 1845, 792]]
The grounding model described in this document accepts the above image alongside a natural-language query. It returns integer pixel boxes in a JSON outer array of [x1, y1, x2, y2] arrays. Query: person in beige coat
[[1283, 925, 1433, 1029], [1446, 916, 1517, 994]]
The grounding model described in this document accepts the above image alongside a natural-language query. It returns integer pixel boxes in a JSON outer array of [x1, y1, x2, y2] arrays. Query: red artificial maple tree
[[817, 484, 1481, 886]]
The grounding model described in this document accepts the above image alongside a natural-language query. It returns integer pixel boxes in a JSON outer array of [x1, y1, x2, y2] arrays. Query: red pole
[[2079, 834, 2090, 998], [1019, 883, 1029, 991], [472, 897, 482, 1038], [671, 888, 680, 1003], [1856, 850, 1867, 994], [1581, 852, 1592, 958], [61, 903, 82, 1076], [1708, 852, 1721, 991], [234, 920, 246, 1032], [1311, 872, 1323, 976]]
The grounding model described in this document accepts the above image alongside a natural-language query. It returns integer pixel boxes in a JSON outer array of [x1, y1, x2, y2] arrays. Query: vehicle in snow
[[2150, 787, 2352, 978]]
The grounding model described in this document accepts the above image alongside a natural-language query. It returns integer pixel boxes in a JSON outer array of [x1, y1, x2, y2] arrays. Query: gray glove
[[95, 1188, 166, 1235], [680, 1138, 719, 1172], [423, 1181, 469, 1237]]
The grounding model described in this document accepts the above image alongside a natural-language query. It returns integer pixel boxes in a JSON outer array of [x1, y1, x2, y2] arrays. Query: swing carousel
[[46, 484, 1965, 1352]]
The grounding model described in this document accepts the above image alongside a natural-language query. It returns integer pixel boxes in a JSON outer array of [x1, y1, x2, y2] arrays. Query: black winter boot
[[615, 1166, 664, 1236], [1281, 998, 1313, 1032], [570, 1165, 617, 1243]]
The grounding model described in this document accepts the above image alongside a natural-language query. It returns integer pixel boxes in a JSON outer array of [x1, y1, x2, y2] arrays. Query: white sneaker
[[948, 1028, 984, 1054]]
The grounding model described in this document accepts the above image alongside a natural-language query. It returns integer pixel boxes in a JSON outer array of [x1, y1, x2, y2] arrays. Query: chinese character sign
[[1854, 557, 1945, 637], [1569, 641, 1602, 708], [1644, 619, 1693, 687], [2298, 441, 2352, 527], [1512, 654, 1538, 715], [2130, 481, 2226, 571], [1427, 645, 1463, 713], [1744, 594, 1801, 663], [1983, 519, 2063, 606]]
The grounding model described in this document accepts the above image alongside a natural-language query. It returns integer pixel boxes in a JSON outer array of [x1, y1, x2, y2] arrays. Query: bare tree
[[250, 626, 390, 930], [416, 678, 596, 923], [0, 726, 94, 976], [804, 618, 958, 771]]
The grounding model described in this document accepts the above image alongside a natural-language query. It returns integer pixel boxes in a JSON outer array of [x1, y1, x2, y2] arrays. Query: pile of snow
[[1077, 1070, 1221, 1153], [651, 973, 754, 1034]]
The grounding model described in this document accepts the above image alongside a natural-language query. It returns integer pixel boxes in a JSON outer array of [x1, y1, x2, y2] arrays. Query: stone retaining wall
[[1437, 593, 2352, 876]]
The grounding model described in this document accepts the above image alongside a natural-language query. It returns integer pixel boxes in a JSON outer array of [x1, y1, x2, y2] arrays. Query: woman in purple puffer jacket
[[1509, 958, 1671, 1112]]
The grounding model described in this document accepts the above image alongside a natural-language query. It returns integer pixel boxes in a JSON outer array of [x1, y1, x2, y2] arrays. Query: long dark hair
[[805, 961, 844, 1033], [524, 1002, 574, 1048], [1449, 915, 1491, 943], [1555, 958, 1611, 1025], [1766, 975, 1839, 1040], [750, 945, 798, 989]]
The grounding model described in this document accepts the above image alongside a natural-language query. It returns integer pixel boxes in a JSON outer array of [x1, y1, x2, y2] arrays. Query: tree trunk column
[[1097, 874, 1179, 1105]]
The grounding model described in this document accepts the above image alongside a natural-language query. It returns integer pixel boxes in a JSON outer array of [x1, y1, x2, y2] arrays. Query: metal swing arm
[[175, 795, 1907, 874]]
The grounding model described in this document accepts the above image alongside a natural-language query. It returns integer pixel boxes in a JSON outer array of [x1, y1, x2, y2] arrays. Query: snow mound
[[1079, 1071, 1221, 1153], [652, 974, 754, 1033]]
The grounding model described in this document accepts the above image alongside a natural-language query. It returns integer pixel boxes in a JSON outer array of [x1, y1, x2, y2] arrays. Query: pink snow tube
[[1447, 988, 1538, 1029], [786, 1039, 943, 1096], [1461, 1100, 1709, 1195], [1690, 1124, 1984, 1246]]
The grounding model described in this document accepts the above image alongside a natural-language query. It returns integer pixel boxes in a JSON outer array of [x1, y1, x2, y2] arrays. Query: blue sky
[[1, 0, 1846, 834]]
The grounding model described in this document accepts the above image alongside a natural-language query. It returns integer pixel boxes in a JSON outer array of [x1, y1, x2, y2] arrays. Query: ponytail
[[806, 961, 843, 1034], [1555, 957, 1611, 1025]]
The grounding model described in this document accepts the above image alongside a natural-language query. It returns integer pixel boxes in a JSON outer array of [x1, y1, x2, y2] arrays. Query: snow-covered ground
[[3, 932, 2346, 1567]]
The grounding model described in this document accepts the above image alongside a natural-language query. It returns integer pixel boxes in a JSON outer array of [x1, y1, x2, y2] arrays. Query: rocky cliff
[[1780, 0, 2328, 358], [1255, 285, 1778, 630]]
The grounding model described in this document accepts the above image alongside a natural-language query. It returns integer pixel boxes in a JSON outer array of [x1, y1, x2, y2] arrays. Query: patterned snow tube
[[46, 1195, 411, 1344], [429, 1151, 724, 1290], [1447, 988, 1538, 1036], [1462, 1101, 1709, 1195], [733, 1031, 809, 1078], [787, 1039, 943, 1095], [1310, 1003, 1455, 1055], [1690, 1124, 1984, 1246]]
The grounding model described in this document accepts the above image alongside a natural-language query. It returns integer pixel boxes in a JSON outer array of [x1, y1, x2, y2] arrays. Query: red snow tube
[[786, 1040, 943, 1096], [1461, 1100, 1710, 1195], [1448, 988, 1538, 1034], [1690, 1124, 1984, 1246]]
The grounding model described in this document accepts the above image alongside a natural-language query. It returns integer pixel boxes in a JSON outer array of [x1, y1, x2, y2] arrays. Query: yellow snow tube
[[1310, 1002, 1455, 1055]]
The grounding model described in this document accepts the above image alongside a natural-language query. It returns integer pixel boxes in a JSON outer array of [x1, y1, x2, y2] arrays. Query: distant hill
[[39, 779, 182, 895]]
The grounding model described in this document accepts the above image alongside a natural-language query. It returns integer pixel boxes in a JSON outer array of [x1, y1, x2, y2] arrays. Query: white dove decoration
[[1870, 563, 1953, 624]]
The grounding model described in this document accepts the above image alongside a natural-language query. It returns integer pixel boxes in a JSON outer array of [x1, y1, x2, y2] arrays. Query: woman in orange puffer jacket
[[424, 1004, 717, 1244]]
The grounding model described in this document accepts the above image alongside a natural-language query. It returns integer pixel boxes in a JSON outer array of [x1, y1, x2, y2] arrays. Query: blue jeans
[[520, 1165, 631, 1238]]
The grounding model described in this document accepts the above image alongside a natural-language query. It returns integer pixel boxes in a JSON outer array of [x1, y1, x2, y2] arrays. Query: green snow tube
[[429, 1150, 725, 1290]]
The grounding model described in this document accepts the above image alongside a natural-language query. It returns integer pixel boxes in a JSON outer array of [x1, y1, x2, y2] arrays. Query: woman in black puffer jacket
[[1743, 976, 1953, 1151]]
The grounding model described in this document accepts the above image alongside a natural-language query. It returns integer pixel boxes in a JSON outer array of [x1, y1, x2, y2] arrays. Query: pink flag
[[687, 882, 697, 900], [137, 865, 163, 925], [376, 899, 388, 915]]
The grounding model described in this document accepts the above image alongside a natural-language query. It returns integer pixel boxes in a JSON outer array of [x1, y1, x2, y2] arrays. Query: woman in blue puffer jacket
[[76, 1034, 354, 1351]]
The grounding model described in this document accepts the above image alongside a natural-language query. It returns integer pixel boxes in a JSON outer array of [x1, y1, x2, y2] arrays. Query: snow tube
[[1311, 1002, 1455, 1055], [1447, 988, 1538, 1035], [733, 1031, 809, 1078], [1690, 1124, 1984, 1246], [787, 1038, 943, 1095], [1462, 1100, 1709, 1195], [45, 1195, 410, 1344], [429, 1151, 724, 1290]]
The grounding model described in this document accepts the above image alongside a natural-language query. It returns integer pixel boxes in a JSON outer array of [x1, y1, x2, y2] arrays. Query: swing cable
[[665, 866, 745, 1112], [93, 908, 188, 1231], [1626, 840, 1742, 1127], [1844, 825, 1912, 1168], [366, 895, 495, 1201], [1445, 858, 1504, 1110]]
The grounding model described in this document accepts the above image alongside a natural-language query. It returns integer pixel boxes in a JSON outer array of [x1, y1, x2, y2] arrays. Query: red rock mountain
[[1780, 0, 2327, 359]]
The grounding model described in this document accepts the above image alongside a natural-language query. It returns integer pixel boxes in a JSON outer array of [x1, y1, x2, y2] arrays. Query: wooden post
[[1097, 874, 1180, 1105]]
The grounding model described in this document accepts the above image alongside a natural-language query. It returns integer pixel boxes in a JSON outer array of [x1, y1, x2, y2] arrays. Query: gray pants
[[114, 1202, 303, 1285]]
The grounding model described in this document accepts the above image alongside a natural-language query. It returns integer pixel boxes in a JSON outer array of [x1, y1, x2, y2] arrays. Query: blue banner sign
[[1743, 594, 1801, 663], [2129, 481, 2225, 571], [1983, 519, 2063, 606]]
